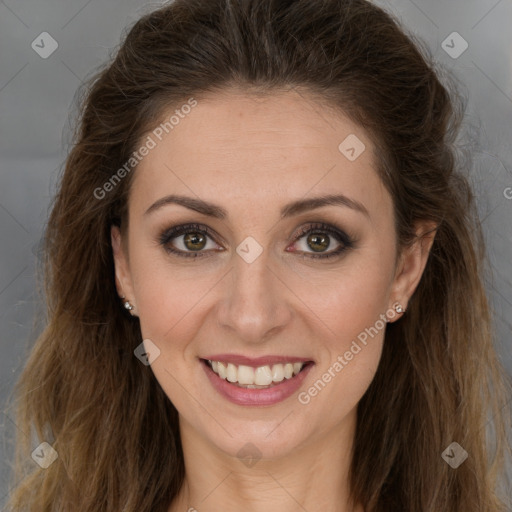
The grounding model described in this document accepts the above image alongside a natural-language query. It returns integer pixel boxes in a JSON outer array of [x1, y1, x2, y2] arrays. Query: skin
[[111, 89, 436, 512]]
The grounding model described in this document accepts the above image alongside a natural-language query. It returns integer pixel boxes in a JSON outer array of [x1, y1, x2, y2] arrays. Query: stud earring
[[123, 300, 134, 311], [394, 303, 406, 314]]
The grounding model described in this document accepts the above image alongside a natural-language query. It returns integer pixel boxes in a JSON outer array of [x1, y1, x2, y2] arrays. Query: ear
[[111, 225, 135, 304], [388, 220, 437, 321]]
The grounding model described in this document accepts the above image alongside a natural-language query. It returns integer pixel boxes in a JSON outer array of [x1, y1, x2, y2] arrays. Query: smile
[[206, 359, 306, 387], [200, 356, 314, 406]]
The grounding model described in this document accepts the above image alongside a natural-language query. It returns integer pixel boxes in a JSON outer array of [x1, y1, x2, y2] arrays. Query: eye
[[159, 223, 221, 258], [158, 221, 355, 260], [289, 222, 354, 260]]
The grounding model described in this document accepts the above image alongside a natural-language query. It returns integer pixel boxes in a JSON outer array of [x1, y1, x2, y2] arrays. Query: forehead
[[129, 89, 391, 222]]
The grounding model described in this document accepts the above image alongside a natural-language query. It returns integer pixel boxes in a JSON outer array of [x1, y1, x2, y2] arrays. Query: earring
[[123, 300, 134, 311], [394, 303, 406, 314]]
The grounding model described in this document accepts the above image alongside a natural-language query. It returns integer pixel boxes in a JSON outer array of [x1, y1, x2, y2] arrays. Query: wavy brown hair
[[4, 0, 511, 510]]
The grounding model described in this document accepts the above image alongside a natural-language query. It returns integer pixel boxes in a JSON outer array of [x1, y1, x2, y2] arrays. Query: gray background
[[0, 0, 511, 505]]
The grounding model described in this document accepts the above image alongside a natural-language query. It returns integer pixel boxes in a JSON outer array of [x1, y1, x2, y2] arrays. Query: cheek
[[295, 273, 390, 421], [130, 257, 213, 410], [133, 262, 214, 351], [297, 333, 384, 432], [290, 256, 393, 413], [287, 249, 394, 344]]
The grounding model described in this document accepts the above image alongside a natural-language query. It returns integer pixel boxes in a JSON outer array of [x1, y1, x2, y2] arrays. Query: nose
[[215, 247, 293, 344]]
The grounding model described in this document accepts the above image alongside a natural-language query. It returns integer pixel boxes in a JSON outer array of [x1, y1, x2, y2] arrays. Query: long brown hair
[[4, 0, 511, 510]]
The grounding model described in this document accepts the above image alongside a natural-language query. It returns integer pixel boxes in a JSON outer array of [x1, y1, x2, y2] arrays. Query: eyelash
[[158, 222, 355, 260]]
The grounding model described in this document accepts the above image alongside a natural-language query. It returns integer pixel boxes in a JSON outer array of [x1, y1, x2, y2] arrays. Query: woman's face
[[112, 89, 429, 461]]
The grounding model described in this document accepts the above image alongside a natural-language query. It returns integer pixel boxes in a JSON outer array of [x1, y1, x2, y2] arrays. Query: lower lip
[[201, 360, 314, 406]]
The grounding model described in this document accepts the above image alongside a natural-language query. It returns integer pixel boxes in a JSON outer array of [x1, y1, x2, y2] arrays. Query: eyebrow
[[144, 193, 370, 219]]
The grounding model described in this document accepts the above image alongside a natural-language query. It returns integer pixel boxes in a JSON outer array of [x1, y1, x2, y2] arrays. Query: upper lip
[[201, 354, 314, 367]]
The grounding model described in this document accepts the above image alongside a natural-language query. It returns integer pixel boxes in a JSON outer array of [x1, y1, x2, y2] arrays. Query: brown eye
[[183, 232, 207, 251], [159, 223, 220, 258], [306, 232, 330, 253], [159, 221, 354, 260], [291, 222, 355, 260]]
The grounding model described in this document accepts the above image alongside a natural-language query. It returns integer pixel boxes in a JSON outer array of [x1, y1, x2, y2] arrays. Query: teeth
[[217, 362, 227, 379], [226, 363, 237, 383], [272, 364, 284, 382], [254, 366, 273, 385], [237, 365, 255, 385], [207, 359, 306, 386]]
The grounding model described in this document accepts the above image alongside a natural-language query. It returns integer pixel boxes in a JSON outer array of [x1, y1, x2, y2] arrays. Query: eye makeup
[[157, 221, 356, 261]]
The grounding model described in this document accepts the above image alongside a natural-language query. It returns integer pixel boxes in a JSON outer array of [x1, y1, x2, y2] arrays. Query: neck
[[169, 409, 363, 512]]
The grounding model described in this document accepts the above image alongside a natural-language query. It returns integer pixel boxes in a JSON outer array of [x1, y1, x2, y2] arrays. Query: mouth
[[202, 359, 312, 388], [200, 356, 314, 406]]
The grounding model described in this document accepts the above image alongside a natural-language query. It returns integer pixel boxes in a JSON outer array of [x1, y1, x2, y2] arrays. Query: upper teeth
[[208, 360, 305, 386]]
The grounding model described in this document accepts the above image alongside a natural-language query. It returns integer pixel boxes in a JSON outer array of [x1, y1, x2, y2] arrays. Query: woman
[[5, 0, 511, 510]]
